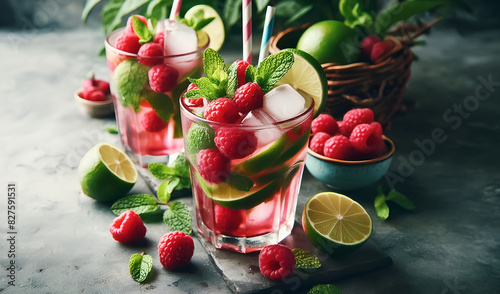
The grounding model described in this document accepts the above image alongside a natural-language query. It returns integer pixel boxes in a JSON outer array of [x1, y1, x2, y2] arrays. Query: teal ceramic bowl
[[306, 136, 395, 191]]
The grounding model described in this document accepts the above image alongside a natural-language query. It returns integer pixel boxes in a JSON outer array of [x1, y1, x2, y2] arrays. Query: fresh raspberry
[[197, 149, 230, 183], [360, 35, 381, 60], [126, 15, 148, 34], [258, 244, 296, 281], [342, 108, 374, 137], [370, 41, 395, 63], [158, 231, 194, 270], [138, 42, 164, 67], [323, 135, 354, 160], [337, 121, 350, 137], [349, 122, 386, 157], [204, 98, 240, 124], [215, 127, 257, 159], [141, 109, 168, 132], [184, 83, 204, 107], [309, 132, 331, 155], [148, 64, 179, 93], [153, 32, 164, 45], [236, 60, 250, 87], [312, 114, 339, 135], [109, 210, 146, 243], [115, 32, 141, 54], [85, 90, 106, 101], [214, 205, 243, 235], [232, 82, 264, 114]]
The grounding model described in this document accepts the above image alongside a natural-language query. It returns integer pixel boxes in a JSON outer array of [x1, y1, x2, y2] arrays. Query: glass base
[[196, 217, 295, 253]]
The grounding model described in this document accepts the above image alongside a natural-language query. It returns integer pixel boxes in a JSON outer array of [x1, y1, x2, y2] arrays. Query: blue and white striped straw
[[258, 6, 276, 65]]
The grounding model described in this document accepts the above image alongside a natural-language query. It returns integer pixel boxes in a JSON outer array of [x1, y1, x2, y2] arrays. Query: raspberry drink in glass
[[180, 49, 315, 253], [105, 15, 209, 169]]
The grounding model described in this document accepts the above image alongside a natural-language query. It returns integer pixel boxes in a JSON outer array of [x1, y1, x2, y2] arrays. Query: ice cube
[[262, 84, 306, 122], [162, 20, 198, 56], [240, 109, 281, 145]]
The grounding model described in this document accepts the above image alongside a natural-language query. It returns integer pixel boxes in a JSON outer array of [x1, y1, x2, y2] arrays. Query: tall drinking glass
[[180, 92, 314, 253], [105, 26, 208, 170]]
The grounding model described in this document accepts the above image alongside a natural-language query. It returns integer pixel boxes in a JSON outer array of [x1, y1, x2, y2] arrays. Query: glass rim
[[104, 27, 209, 59]]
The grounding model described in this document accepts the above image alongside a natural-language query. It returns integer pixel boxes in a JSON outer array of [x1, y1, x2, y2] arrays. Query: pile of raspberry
[[309, 108, 387, 160]]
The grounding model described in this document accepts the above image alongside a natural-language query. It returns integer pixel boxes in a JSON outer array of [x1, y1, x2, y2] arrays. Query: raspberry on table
[[158, 231, 194, 270], [215, 127, 258, 159], [232, 82, 264, 114], [141, 109, 168, 132], [148, 64, 179, 93], [312, 113, 339, 135], [125, 15, 148, 34], [309, 132, 331, 155], [236, 60, 250, 87], [109, 210, 146, 243], [323, 135, 353, 160], [197, 149, 230, 184], [204, 98, 240, 124], [138, 42, 164, 67], [115, 32, 141, 54], [349, 122, 386, 157], [259, 244, 296, 281], [342, 108, 374, 137], [215, 205, 243, 235]]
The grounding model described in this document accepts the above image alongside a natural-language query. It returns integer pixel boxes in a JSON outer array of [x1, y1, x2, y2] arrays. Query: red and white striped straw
[[169, 0, 182, 20], [242, 0, 252, 64]]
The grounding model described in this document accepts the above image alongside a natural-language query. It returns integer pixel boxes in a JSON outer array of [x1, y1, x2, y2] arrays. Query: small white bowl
[[74, 90, 114, 118]]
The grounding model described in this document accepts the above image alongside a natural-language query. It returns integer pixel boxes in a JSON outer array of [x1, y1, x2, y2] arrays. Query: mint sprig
[[292, 248, 321, 269], [132, 15, 155, 44], [163, 201, 192, 235], [308, 284, 342, 294], [374, 186, 415, 221], [129, 252, 153, 283], [256, 51, 294, 92], [111, 194, 160, 216]]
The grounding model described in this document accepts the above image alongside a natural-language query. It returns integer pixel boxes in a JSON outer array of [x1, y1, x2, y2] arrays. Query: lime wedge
[[185, 5, 225, 51], [302, 192, 372, 256], [78, 143, 138, 202], [275, 48, 328, 117]]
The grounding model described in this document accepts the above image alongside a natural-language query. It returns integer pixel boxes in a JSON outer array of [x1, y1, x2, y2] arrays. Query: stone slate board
[[198, 223, 392, 294]]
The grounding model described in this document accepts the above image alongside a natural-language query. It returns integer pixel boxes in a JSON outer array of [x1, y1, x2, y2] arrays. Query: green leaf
[[374, 187, 389, 221], [82, 0, 104, 22], [111, 194, 160, 216], [146, 0, 169, 21], [255, 0, 270, 13], [157, 179, 171, 204], [308, 284, 342, 294], [226, 61, 238, 98], [129, 253, 153, 283], [339, 0, 373, 29], [188, 77, 224, 102], [101, 0, 124, 35], [386, 189, 416, 211], [192, 17, 215, 31], [292, 248, 321, 269], [228, 173, 254, 192], [163, 201, 192, 234], [223, 0, 242, 31], [133, 15, 153, 44], [371, 0, 455, 35], [256, 51, 294, 92], [114, 60, 149, 111], [284, 4, 313, 26], [245, 64, 256, 83], [203, 48, 226, 80], [148, 163, 178, 179], [142, 91, 174, 123], [103, 126, 119, 134], [170, 153, 190, 178]]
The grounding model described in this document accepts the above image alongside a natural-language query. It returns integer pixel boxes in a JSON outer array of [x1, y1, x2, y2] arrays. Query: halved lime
[[302, 192, 372, 256], [185, 4, 225, 51], [275, 48, 328, 117], [196, 172, 279, 210], [78, 143, 138, 202]]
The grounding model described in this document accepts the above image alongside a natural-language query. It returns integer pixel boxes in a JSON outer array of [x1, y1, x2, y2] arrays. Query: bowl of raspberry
[[306, 109, 395, 191], [74, 73, 114, 118]]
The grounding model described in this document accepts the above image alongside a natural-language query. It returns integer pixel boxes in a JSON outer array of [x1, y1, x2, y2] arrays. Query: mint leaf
[[193, 17, 215, 31], [163, 201, 192, 234], [245, 64, 256, 83], [129, 252, 153, 283], [339, 0, 373, 29], [226, 61, 238, 98], [132, 15, 153, 44], [292, 248, 321, 269], [374, 187, 389, 221], [183, 89, 205, 99], [308, 284, 342, 294], [256, 51, 294, 92], [157, 177, 180, 203], [114, 60, 149, 111], [170, 153, 190, 178], [203, 48, 225, 80], [111, 194, 160, 216], [103, 126, 118, 134], [148, 163, 178, 179], [228, 173, 254, 192], [188, 77, 225, 102], [386, 189, 416, 211], [142, 90, 174, 123]]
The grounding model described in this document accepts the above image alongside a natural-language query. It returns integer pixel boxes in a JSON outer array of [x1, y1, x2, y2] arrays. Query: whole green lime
[[296, 20, 360, 65]]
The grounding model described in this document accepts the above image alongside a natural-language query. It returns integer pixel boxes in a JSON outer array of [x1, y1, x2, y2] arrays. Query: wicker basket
[[269, 22, 432, 129]]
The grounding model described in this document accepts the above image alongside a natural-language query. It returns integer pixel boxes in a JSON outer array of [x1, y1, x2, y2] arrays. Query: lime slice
[[78, 143, 138, 202], [233, 134, 288, 175], [302, 192, 372, 256], [195, 172, 278, 210], [185, 5, 225, 51], [275, 48, 328, 117]]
